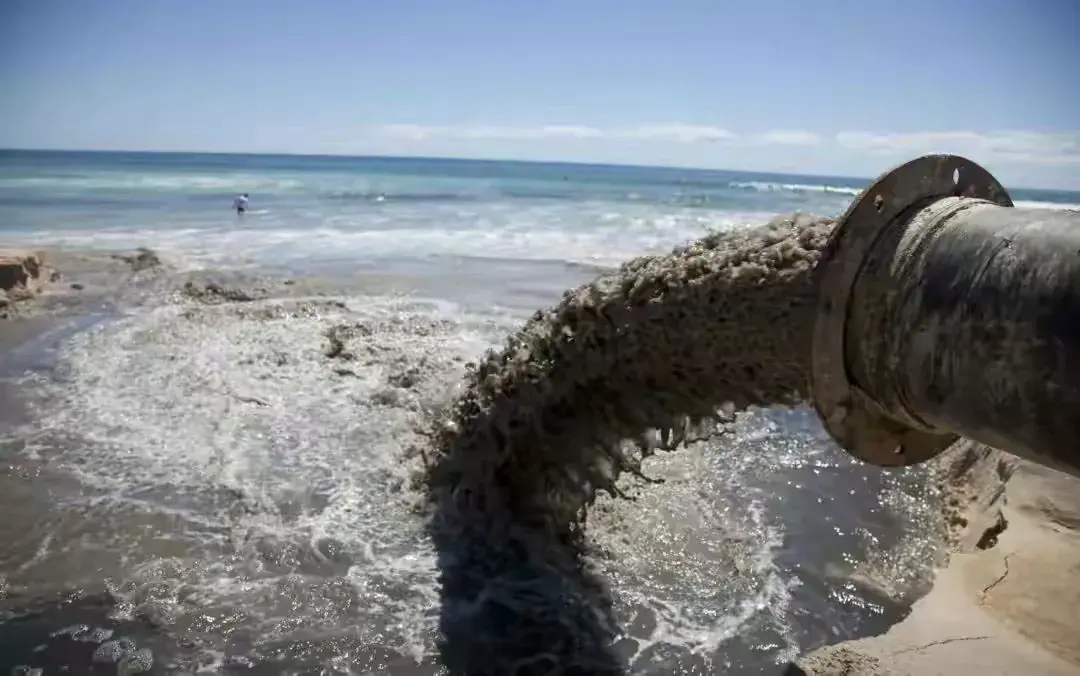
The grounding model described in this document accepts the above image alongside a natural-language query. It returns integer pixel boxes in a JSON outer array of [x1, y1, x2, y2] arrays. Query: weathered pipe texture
[[417, 214, 836, 674], [846, 196, 1080, 478]]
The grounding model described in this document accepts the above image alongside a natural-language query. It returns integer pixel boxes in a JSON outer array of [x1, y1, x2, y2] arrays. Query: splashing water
[[2, 212, 950, 675], [420, 213, 837, 673]]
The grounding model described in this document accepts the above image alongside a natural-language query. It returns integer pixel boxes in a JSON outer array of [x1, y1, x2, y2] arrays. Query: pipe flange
[[810, 154, 1013, 467]]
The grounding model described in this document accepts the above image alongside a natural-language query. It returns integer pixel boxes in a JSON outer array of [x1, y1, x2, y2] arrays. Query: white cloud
[[374, 123, 736, 144], [748, 130, 822, 146], [456, 125, 605, 140], [373, 125, 1080, 170], [616, 125, 736, 143], [378, 124, 437, 141], [835, 131, 1080, 165]]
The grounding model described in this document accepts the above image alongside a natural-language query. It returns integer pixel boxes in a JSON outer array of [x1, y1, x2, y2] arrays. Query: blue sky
[[2, 0, 1078, 188]]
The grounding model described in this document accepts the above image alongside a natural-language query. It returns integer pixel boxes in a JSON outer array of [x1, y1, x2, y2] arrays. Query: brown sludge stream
[[417, 213, 838, 674]]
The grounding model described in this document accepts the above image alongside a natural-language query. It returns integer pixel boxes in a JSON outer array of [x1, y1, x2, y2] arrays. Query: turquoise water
[[7, 149, 1075, 277]]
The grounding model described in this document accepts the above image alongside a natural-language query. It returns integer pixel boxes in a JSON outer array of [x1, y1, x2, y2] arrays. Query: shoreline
[[792, 442, 1080, 675], [5, 247, 1077, 674]]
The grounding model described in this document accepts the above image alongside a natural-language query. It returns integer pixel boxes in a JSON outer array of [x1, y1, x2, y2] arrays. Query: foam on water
[[6, 153, 1076, 291], [5, 205, 780, 272], [587, 450, 799, 669], [0, 213, 953, 674], [13, 293, 517, 669], [0, 173, 308, 194], [728, 181, 864, 197], [7, 285, 823, 673], [1013, 199, 1080, 211]]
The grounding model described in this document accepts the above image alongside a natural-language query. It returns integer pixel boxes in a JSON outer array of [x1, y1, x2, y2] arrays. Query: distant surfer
[[233, 193, 249, 215]]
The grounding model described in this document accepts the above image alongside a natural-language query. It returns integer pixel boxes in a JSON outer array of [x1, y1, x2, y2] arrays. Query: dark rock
[[181, 281, 257, 304], [323, 325, 356, 360], [112, 248, 162, 272], [0, 251, 51, 297]]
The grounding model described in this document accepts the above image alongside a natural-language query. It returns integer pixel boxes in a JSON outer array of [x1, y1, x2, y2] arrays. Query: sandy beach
[[793, 442, 1080, 675]]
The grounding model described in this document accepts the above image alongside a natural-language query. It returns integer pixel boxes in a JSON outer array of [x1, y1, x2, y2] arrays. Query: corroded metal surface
[[810, 154, 1013, 467], [851, 199, 1080, 476]]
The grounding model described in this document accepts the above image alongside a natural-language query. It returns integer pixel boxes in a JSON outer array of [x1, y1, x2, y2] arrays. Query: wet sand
[[793, 443, 1080, 675]]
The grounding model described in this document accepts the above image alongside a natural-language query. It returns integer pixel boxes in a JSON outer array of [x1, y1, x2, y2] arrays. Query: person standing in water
[[233, 193, 249, 215]]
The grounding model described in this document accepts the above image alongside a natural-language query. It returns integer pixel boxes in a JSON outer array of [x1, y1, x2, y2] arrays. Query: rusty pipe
[[810, 154, 1080, 478]]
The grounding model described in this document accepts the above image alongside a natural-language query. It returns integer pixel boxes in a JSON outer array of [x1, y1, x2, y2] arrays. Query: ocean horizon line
[[0, 146, 881, 186], [4, 146, 1078, 196]]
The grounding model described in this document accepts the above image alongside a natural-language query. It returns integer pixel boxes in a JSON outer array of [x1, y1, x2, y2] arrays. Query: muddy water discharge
[[0, 215, 945, 675], [421, 214, 837, 673]]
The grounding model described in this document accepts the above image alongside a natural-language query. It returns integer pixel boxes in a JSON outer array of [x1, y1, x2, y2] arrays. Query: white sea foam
[[729, 180, 864, 197], [0, 174, 308, 193], [589, 444, 800, 670], [731, 181, 1080, 212], [15, 289, 841, 670], [19, 295, 502, 659], [1013, 199, 1080, 211], [6, 207, 780, 271]]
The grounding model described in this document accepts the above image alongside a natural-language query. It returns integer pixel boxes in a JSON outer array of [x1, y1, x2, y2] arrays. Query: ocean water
[[1, 150, 1079, 674], [3, 150, 1076, 285]]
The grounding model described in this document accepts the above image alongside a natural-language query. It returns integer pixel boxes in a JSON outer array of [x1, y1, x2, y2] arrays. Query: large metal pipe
[[810, 154, 1080, 478]]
